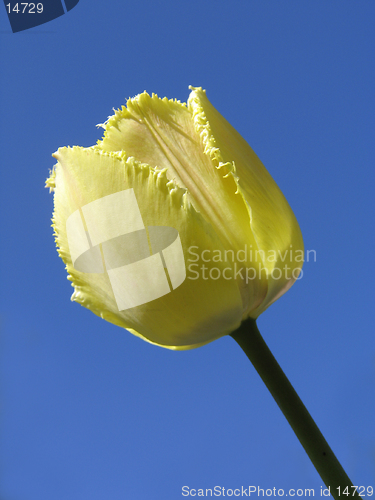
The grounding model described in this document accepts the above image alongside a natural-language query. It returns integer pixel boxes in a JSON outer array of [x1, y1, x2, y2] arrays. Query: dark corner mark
[[63, 0, 79, 12], [3, 0, 80, 33]]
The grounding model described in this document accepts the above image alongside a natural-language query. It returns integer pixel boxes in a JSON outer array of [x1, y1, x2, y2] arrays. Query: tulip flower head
[[46, 86, 303, 349]]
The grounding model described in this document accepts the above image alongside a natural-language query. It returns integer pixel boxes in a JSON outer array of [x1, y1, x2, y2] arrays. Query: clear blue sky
[[1, 1, 374, 499]]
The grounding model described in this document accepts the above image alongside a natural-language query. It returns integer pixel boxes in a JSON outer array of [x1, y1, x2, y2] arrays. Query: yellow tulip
[[46, 86, 303, 349]]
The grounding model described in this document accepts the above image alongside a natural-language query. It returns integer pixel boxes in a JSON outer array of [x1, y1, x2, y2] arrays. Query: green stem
[[230, 318, 361, 499]]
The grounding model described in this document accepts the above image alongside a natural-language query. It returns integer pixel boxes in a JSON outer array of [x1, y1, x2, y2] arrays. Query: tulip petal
[[48, 146, 244, 349], [97, 93, 250, 247], [97, 92, 268, 314], [187, 87, 304, 317]]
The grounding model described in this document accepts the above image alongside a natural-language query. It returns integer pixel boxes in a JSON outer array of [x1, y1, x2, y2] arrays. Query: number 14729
[[6, 3, 44, 14], [337, 486, 373, 496]]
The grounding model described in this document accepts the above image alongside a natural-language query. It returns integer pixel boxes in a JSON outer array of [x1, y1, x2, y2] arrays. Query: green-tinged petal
[[50, 146, 244, 349], [187, 87, 304, 317], [97, 92, 268, 314]]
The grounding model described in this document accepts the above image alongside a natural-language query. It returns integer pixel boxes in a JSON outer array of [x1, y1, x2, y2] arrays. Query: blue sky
[[1, 1, 374, 499]]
